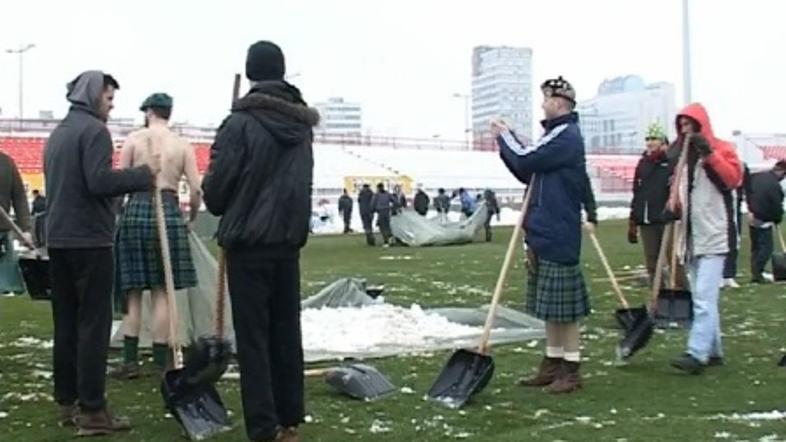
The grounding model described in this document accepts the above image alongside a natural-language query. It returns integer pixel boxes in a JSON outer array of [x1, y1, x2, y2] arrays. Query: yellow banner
[[343, 175, 413, 194]]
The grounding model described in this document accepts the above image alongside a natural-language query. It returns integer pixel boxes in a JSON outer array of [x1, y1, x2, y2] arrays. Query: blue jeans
[[687, 255, 725, 363]]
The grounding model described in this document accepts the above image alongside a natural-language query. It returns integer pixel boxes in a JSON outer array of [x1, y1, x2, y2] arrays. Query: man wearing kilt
[[494, 76, 590, 394], [109, 93, 202, 378]]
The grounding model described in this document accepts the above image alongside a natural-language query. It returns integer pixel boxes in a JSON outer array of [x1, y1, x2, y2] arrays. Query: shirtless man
[[110, 93, 202, 378]]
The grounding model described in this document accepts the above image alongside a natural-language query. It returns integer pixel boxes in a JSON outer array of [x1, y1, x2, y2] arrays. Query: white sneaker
[[725, 278, 740, 289], [763, 272, 775, 282]]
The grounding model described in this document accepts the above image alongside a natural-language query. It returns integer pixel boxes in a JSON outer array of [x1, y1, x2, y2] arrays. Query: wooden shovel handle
[[778, 227, 786, 253], [478, 175, 535, 354], [215, 248, 227, 338], [589, 232, 629, 309], [147, 137, 183, 368], [0, 205, 35, 249], [670, 221, 680, 289], [650, 223, 674, 312]]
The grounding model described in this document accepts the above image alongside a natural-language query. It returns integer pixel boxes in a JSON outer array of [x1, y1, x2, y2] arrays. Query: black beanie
[[245, 41, 285, 82]]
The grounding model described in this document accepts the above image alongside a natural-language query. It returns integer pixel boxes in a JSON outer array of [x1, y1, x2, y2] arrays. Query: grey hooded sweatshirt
[[44, 71, 153, 249]]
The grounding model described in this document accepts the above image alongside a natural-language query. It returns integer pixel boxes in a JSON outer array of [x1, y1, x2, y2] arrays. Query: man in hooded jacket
[[44, 71, 156, 435], [357, 184, 375, 246], [202, 41, 318, 442], [666, 103, 742, 375]]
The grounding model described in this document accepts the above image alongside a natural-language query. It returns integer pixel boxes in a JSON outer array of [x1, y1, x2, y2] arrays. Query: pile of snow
[[302, 302, 489, 355], [10, 336, 53, 349]]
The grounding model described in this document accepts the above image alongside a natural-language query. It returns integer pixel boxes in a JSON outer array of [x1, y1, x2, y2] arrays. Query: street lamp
[[452, 93, 471, 149], [5, 43, 36, 127]]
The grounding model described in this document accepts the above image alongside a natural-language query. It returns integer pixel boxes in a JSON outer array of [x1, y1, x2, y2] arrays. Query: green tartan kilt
[[114, 191, 196, 302], [526, 256, 590, 322]]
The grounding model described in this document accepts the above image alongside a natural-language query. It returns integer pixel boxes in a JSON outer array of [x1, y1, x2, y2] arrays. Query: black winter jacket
[[630, 151, 672, 225], [746, 170, 784, 224], [202, 81, 319, 254]]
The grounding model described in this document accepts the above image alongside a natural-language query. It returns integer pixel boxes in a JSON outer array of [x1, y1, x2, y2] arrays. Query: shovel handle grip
[[589, 232, 629, 309], [478, 176, 535, 354]]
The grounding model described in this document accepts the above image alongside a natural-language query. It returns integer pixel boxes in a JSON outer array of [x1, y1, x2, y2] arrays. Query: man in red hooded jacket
[[666, 103, 742, 375]]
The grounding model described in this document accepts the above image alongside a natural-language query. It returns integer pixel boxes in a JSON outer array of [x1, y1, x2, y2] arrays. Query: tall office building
[[471, 46, 533, 150]]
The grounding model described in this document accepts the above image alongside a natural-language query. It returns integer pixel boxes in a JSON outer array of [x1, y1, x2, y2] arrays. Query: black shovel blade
[[324, 363, 396, 400], [161, 368, 232, 441], [655, 289, 693, 327], [183, 336, 233, 387], [427, 349, 494, 409], [773, 254, 786, 281], [614, 305, 648, 331], [778, 354, 786, 367], [617, 313, 655, 360], [17, 254, 51, 301]]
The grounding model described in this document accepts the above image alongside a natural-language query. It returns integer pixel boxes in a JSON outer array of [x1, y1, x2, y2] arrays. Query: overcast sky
[[1, 0, 783, 140]]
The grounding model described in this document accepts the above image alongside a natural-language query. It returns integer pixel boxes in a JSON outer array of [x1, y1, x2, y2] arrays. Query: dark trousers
[[226, 250, 304, 441], [640, 225, 665, 283], [377, 210, 392, 243], [49, 248, 114, 411], [750, 226, 773, 276], [723, 248, 738, 279], [361, 212, 375, 246], [484, 210, 493, 242], [342, 210, 352, 233]]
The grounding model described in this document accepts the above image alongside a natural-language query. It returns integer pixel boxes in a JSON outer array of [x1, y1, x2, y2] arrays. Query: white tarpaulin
[[390, 203, 488, 247]]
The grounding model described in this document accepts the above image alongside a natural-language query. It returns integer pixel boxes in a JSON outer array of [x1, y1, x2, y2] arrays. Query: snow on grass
[[711, 410, 786, 421], [10, 336, 53, 349]]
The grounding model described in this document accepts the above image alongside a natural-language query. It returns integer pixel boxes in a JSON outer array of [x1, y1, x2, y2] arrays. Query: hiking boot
[[58, 403, 78, 427], [670, 353, 704, 375], [544, 361, 582, 394], [275, 427, 300, 442], [75, 407, 131, 437], [517, 356, 562, 387], [706, 356, 725, 367], [107, 362, 142, 380]]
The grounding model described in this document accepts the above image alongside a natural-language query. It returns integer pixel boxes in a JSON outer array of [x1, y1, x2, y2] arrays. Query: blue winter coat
[[497, 112, 587, 265]]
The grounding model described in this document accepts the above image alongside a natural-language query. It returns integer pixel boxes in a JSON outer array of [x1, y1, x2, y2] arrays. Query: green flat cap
[[140, 93, 173, 111]]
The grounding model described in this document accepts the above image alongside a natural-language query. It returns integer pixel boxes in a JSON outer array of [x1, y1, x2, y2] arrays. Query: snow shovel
[[427, 178, 534, 409], [654, 221, 693, 327], [0, 205, 49, 300], [322, 364, 396, 401], [150, 142, 232, 440], [617, 223, 673, 359], [587, 232, 646, 331], [771, 228, 786, 281], [181, 247, 233, 388]]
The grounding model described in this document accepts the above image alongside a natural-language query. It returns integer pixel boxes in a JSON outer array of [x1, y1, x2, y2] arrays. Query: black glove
[[627, 220, 638, 244], [689, 134, 712, 157], [661, 207, 681, 223]]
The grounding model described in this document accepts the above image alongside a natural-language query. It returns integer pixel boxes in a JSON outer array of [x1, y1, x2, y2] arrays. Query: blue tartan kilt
[[114, 191, 196, 308], [526, 256, 590, 322]]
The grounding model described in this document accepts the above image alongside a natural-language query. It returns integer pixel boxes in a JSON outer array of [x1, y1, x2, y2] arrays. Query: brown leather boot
[[517, 356, 562, 387], [544, 361, 582, 394], [75, 407, 131, 437], [275, 427, 300, 442]]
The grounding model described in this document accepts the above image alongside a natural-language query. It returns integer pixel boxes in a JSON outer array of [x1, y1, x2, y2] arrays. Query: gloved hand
[[627, 220, 638, 244], [690, 134, 712, 157], [21, 231, 34, 248], [661, 207, 681, 223]]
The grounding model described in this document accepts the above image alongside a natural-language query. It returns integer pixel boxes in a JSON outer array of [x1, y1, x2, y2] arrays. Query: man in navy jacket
[[494, 76, 590, 394]]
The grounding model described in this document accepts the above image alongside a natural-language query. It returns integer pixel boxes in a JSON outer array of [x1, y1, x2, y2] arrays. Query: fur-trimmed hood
[[233, 80, 320, 147]]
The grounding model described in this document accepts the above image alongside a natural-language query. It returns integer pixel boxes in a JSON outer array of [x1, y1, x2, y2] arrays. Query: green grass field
[[2, 220, 786, 441]]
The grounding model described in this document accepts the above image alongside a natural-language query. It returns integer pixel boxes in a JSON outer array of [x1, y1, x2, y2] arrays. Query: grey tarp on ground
[[111, 231, 235, 350], [390, 203, 488, 247], [301, 277, 544, 362]]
